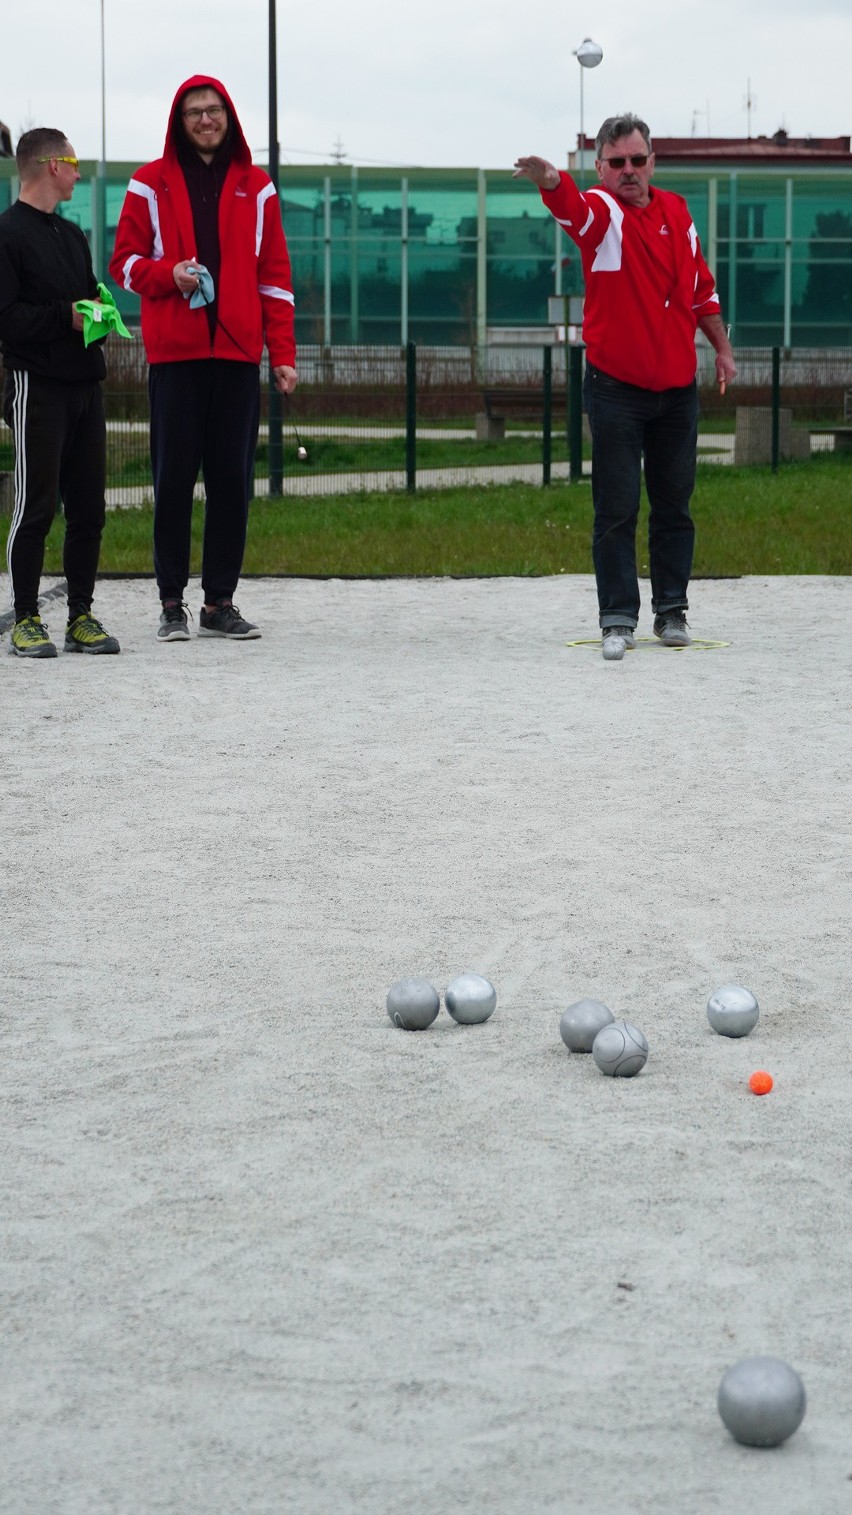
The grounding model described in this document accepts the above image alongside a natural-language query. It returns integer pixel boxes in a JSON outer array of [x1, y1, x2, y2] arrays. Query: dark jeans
[[583, 363, 699, 629], [3, 371, 106, 620], [149, 359, 260, 603]]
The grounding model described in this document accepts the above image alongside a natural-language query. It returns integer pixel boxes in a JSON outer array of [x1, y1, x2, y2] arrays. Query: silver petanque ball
[[445, 972, 497, 1025], [559, 999, 614, 1052], [707, 984, 760, 1038], [717, 1356, 806, 1447], [592, 1019, 648, 1077], [386, 977, 440, 1031]]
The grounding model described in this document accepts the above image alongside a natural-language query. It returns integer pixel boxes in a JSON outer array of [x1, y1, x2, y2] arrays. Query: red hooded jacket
[[110, 76, 296, 369]]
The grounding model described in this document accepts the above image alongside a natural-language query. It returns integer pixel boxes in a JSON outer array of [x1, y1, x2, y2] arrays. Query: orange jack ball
[[749, 1070, 774, 1096]]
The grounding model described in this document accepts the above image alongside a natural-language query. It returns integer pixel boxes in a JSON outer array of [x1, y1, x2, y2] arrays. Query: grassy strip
[[2, 456, 849, 578]]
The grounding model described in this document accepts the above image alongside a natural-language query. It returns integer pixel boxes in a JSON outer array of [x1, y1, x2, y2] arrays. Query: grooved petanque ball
[[591, 1019, 649, 1077]]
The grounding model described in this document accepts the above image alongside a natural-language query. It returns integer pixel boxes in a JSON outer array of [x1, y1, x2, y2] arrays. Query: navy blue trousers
[[149, 359, 260, 603], [583, 362, 699, 629]]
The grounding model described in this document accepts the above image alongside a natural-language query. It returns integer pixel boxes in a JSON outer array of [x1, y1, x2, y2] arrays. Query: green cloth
[[74, 282, 132, 348]]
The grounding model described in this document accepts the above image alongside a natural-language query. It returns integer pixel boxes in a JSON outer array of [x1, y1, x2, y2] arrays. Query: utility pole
[[268, 0, 284, 495]]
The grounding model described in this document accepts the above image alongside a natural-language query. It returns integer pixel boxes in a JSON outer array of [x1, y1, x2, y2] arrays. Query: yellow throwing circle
[[564, 637, 730, 650]]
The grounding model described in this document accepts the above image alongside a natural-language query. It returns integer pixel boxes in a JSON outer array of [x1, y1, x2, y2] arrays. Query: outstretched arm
[[513, 156, 561, 191]]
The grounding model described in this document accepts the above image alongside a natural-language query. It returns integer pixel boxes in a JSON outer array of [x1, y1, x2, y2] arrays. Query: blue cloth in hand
[[186, 265, 215, 309]]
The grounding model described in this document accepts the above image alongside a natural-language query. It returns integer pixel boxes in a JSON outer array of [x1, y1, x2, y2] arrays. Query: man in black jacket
[[0, 127, 119, 657]]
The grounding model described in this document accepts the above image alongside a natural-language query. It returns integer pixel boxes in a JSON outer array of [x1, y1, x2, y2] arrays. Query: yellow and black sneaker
[[64, 612, 121, 655], [9, 615, 58, 659]]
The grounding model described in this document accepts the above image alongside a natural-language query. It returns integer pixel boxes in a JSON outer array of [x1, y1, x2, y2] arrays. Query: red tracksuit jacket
[[541, 174, 721, 390], [110, 75, 296, 369]]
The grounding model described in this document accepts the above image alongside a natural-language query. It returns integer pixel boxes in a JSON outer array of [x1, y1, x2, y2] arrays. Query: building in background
[[0, 136, 850, 347]]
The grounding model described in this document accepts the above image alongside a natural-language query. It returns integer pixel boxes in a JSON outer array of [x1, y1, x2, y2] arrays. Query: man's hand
[[173, 260, 201, 294], [72, 299, 103, 332], [715, 352, 737, 395], [513, 156, 561, 191], [273, 365, 298, 395], [699, 314, 737, 395]]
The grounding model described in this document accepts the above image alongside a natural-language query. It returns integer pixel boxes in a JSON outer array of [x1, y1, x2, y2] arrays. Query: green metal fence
[[2, 342, 847, 512]]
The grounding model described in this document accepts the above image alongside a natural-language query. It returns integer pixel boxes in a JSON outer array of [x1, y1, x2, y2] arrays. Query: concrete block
[[476, 412, 505, 441], [734, 407, 807, 465]]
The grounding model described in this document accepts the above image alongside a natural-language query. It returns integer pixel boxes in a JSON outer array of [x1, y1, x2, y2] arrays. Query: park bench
[[477, 385, 567, 440]]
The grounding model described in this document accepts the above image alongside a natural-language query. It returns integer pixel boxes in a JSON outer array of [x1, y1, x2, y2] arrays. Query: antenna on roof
[[744, 79, 756, 138], [691, 102, 711, 138]]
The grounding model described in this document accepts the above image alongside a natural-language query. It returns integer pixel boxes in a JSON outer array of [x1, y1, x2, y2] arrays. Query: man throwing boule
[[515, 114, 736, 660]]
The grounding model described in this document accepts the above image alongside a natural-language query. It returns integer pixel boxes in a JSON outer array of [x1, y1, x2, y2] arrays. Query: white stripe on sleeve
[[258, 285, 295, 304], [256, 183, 277, 256], [127, 180, 163, 262]]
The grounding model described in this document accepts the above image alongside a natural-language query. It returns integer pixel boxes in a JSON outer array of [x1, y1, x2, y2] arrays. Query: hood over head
[[164, 75, 251, 169]]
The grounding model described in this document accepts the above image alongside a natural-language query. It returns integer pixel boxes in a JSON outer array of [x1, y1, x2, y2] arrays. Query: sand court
[[1, 572, 850, 1513]]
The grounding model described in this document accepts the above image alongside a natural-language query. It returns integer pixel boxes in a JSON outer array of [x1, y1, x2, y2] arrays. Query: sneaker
[[653, 611, 691, 647], [198, 600, 261, 640], [158, 601, 191, 642], [65, 612, 120, 654], [601, 625, 636, 662], [9, 614, 58, 659]]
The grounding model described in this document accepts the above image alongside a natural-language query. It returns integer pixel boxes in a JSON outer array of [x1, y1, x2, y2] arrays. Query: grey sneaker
[[653, 611, 691, 647], [601, 625, 636, 662], [158, 601, 191, 641], [198, 601, 261, 640]]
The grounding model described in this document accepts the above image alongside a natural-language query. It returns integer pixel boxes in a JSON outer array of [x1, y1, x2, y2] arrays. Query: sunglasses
[[182, 106, 226, 122], [37, 155, 79, 167], [601, 154, 649, 169]]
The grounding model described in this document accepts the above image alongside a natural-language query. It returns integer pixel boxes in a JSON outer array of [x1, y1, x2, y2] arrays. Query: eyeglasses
[[601, 154, 649, 169], [182, 105, 226, 122], [37, 155, 79, 167]]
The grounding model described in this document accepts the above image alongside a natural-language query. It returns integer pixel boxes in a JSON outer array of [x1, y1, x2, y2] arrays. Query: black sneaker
[[653, 611, 691, 647], [198, 601, 261, 640], [158, 601, 191, 642]]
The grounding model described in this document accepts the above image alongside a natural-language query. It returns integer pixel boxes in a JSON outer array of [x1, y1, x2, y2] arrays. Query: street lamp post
[[95, 0, 107, 277], [566, 39, 602, 483], [268, 0, 284, 495], [100, 0, 106, 170], [572, 38, 603, 187]]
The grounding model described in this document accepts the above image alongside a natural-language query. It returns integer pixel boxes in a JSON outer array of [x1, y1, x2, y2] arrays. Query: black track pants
[[3, 370, 106, 620], [148, 359, 260, 604]]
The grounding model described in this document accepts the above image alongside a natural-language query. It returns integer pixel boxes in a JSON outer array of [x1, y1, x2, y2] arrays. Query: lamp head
[[575, 38, 603, 67]]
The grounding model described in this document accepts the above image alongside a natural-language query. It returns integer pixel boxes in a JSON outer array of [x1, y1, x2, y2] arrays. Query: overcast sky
[[2, 0, 850, 170]]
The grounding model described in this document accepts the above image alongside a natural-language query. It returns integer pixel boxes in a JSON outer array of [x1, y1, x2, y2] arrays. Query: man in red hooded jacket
[[111, 77, 297, 642]]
